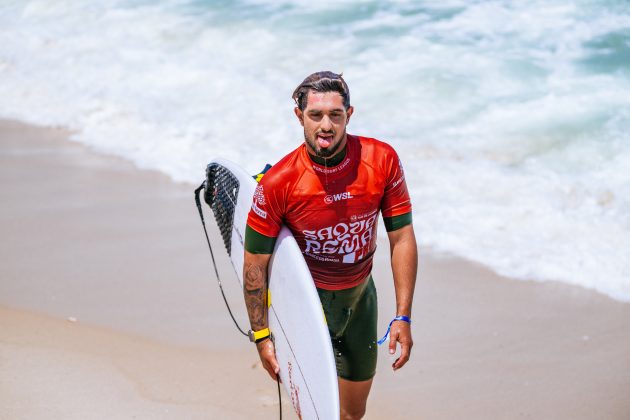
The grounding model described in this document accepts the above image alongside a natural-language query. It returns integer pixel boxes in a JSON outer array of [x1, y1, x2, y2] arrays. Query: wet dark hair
[[292, 71, 351, 111]]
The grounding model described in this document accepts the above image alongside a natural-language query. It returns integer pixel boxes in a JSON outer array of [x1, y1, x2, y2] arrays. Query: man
[[243, 71, 417, 420]]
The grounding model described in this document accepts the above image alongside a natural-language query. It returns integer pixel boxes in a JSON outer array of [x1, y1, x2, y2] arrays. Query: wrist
[[378, 315, 411, 345], [396, 307, 412, 318], [393, 315, 411, 323], [255, 336, 272, 346], [248, 327, 271, 343], [254, 335, 271, 347]]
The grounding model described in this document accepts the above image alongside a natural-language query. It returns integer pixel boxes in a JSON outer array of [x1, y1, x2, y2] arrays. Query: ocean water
[[1, 0, 629, 301]]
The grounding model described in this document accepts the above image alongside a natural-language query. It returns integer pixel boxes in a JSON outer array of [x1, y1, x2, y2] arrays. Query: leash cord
[[277, 378, 283, 420], [195, 182, 247, 336], [195, 182, 282, 419]]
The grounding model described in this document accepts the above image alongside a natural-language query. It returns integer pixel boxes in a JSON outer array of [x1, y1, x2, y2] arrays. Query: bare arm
[[386, 223, 418, 370], [243, 251, 272, 330], [388, 223, 418, 317], [243, 250, 279, 380]]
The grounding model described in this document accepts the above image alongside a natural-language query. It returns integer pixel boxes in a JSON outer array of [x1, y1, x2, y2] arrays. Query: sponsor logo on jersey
[[391, 174, 405, 189], [311, 157, 351, 174], [390, 158, 406, 189], [302, 213, 377, 263], [324, 191, 352, 204], [251, 185, 267, 219]]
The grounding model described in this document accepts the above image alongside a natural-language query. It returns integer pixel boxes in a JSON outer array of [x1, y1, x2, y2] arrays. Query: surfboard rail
[[203, 158, 340, 420]]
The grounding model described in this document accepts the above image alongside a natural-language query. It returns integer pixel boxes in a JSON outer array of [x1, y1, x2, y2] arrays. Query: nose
[[320, 114, 333, 131]]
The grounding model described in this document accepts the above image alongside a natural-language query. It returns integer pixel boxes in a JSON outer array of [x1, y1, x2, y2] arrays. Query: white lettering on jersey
[[302, 213, 378, 263], [312, 157, 350, 174], [324, 192, 353, 205], [251, 185, 267, 219]]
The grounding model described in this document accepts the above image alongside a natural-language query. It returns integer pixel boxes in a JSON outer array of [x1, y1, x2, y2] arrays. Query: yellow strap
[[252, 327, 270, 341], [251, 291, 272, 342]]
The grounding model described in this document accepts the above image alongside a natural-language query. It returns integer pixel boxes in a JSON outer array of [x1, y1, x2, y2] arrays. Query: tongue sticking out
[[318, 136, 331, 148]]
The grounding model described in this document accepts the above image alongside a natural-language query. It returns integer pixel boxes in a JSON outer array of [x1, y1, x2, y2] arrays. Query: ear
[[346, 106, 354, 124], [294, 107, 304, 126]]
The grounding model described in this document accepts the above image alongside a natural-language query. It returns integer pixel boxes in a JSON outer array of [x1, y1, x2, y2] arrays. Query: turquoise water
[[0, 0, 629, 300]]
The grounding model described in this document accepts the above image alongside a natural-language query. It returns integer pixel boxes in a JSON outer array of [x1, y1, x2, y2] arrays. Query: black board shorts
[[317, 275, 378, 382]]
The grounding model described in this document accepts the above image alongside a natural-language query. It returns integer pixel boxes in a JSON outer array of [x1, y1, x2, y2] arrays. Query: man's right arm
[[243, 250, 280, 380]]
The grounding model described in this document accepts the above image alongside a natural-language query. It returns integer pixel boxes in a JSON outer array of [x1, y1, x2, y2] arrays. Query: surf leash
[[377, 315, 411, 345], [195, 180, 282, 420], [194, 182, 248, 337]]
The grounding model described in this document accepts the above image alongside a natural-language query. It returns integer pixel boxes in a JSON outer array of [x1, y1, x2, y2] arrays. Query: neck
[[308, 143, 347, 167]]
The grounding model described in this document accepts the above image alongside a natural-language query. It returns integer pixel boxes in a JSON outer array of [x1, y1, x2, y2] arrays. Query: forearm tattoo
[[244, 262, 267, 330]]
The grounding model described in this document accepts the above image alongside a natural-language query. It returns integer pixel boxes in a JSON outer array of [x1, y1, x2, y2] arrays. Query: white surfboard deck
[[206, 158, 339, 420]]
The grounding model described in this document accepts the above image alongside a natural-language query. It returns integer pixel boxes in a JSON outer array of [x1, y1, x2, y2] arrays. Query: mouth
[[316, 132, 334, 148]]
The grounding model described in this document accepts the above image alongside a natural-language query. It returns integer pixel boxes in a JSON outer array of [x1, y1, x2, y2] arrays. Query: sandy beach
[[1, 119, 630, 419]]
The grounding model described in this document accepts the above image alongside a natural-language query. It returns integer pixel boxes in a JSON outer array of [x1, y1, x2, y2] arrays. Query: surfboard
[[202, 158, 339, 420]]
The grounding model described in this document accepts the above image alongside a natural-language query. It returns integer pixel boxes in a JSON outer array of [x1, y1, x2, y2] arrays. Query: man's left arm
[[386, 222, 418, 371]]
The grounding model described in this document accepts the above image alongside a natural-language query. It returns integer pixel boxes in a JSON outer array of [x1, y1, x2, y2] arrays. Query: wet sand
[[1, 119, 629, 419]]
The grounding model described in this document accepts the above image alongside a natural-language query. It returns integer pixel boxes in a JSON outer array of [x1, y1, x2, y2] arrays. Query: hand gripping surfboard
[[202, 158, 340, 420]]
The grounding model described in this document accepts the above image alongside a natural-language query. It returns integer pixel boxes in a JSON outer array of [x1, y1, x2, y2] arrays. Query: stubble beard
[[304, 129, 345, 158]]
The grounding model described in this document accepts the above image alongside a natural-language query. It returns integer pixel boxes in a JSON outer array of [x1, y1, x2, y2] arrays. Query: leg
[[318, 277, 378, 419], [339, 377, 373, 420], [338, 277, 378, 419]]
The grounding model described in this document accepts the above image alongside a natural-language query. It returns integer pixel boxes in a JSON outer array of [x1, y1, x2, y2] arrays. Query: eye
[[308, 112, 323, 121]]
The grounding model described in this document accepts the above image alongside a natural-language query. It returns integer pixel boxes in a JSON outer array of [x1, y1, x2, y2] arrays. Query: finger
[[258, 340, 280, 380], [263, 361, 277, 380], [270, 354, 280, 375], [393, 341, 411, 370], [388, 330, 399, 355], [261, 356, 280, 380], [393, 332, 413, 370]]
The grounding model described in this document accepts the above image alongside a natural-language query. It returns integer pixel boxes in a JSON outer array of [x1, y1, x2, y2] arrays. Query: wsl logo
[[324, 192, 353, 205]]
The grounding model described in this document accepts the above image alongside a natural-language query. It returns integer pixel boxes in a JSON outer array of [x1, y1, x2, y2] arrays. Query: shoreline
[[1, 119, 630, 419]]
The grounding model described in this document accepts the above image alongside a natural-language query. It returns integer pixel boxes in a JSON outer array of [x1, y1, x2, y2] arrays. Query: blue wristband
[[377, 315, 411, 345]]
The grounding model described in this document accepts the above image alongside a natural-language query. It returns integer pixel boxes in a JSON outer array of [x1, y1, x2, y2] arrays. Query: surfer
[[243, 71, 417, 420]]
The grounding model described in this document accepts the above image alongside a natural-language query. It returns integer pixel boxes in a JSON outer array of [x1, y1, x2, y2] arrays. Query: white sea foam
[[1, 0, 628, 301]]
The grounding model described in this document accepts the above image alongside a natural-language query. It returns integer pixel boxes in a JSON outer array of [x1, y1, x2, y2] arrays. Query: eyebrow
[[307, 108, 345, 114]]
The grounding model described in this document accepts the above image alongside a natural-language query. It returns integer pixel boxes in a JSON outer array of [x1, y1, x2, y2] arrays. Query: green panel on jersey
[[383, 212, 413, 232], [245, 224, 277, 254], [246, 212, 412, 254]]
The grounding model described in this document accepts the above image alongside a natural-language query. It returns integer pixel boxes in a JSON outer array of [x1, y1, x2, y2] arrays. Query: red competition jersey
[[246, 134, 412, 290]]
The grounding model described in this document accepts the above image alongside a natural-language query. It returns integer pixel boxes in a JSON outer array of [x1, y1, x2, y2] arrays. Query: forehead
[[304, 90, 345, 111]]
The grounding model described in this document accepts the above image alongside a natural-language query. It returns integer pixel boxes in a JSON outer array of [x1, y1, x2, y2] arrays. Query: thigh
[[318, 276, 378, 381], [340, 276, 378, 381]]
